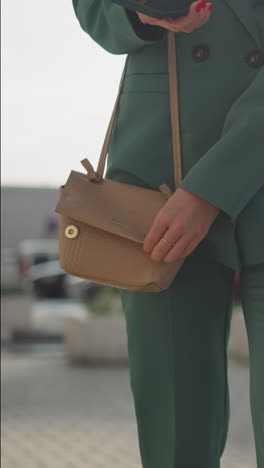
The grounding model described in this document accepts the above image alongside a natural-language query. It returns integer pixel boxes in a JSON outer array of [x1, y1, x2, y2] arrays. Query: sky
[[2, 0, 125, 187]]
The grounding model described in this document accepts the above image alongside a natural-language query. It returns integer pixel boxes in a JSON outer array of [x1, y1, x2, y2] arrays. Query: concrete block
[[65, 315, 128, 365]]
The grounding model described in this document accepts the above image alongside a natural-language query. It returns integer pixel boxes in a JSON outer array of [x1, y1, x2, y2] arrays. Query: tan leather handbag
[[55, 32, 184, 292]]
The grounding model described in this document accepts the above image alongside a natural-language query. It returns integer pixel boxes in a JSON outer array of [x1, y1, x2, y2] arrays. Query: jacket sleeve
[[179, 66, 264, 222], [72, 0, 166, 54]]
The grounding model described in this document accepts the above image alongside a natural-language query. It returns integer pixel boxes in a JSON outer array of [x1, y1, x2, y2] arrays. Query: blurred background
[[1, 1, 256, 467]]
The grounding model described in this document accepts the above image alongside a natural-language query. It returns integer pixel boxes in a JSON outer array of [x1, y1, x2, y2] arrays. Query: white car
[[17, 239, 59, 291], [1, 248, 21, 292]]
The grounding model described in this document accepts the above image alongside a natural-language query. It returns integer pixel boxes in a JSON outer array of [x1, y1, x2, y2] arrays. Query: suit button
[[245, 49, 264, 68], [192, 44, 210, 62]]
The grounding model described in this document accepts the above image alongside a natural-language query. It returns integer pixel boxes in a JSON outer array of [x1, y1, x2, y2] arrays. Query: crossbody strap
[[95, 31, 182, 188], [168, 31, 182, 186]]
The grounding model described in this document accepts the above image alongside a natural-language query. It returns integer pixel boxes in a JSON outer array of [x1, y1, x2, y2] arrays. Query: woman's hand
[[143, 187, 220, 263], [137, 0, 213, 33]]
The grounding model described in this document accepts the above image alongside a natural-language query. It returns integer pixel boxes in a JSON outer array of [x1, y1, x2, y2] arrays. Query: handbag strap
[[95, 31, 182, 188]]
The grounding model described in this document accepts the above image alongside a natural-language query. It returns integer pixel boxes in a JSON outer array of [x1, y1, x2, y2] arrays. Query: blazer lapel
[[224, 0, 261, 47]]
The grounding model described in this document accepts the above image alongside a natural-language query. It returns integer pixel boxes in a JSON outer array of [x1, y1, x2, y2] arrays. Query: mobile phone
[[111, 0, 193, 18]]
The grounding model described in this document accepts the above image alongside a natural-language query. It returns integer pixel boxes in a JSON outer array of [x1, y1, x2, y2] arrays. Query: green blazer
[[72, 0, 264, 271]]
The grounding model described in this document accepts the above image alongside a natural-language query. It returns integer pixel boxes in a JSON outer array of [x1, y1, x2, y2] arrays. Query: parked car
[[30, 259, 101, 299], [30, 260, 67, 298], [1, 248, 21, 292], [17, 239, 59, 290]]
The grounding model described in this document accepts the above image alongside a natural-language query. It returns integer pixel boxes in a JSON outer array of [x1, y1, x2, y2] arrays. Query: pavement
[[1, 345, 256, 468]]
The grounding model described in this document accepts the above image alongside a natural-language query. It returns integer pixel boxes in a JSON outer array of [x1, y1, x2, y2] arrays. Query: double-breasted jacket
[[73, 0, 264, 271]]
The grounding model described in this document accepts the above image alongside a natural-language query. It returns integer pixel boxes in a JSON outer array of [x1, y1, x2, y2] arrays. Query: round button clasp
[[65, 225, 79, 239]]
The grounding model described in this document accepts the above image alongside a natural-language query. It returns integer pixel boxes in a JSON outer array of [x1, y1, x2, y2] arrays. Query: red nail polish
[[200, 0, 206, 8], [207, 3, 214, 10], [195, 4, 201, 12]]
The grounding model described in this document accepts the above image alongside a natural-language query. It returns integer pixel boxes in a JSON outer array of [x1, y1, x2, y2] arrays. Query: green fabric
[[72, 0, 264, 272], [71, 4, 264, 465], [179, 66, 264, 221], [118, 248, 264, 467], [72, 0, 164, 53]]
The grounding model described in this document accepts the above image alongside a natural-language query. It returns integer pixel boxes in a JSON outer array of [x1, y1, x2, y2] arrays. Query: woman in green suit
[[72, 0, 264, 466]]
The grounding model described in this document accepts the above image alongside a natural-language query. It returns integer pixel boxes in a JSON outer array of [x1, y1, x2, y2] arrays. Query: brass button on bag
[[55, 33, 184, 293], [65, 225, 79, 239]]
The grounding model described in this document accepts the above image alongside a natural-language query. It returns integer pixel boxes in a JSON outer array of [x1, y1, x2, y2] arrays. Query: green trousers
[[118, 242, 264, 468]]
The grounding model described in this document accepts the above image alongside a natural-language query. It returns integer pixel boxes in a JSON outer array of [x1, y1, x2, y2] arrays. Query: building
[[1, 186, 59, 248]]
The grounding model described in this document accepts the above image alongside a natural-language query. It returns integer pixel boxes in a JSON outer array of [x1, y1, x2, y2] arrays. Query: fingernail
[[200, 0, 206, 8], [195, 4, 201, 12], [208, 3, 214, 10]]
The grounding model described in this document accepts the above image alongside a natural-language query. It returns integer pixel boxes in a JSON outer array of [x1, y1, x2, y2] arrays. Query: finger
[[150, 232, 182, 262], [198, 5, 211, 24], [175, 1, 210, 32], [168, 13, 194, 32], [149, 217, 185, 261], [195, 2, 213, 24], [151, 1, 212, 32], [163, 234, 195, 263], [143, 215, 170, 254], [181, 2, 207, 31], [179, 13, 210, 32], [169, 1, 203, 28]]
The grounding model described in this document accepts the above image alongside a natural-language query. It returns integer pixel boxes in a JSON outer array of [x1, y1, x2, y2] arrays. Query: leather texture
[[55, 32, 185, 292]]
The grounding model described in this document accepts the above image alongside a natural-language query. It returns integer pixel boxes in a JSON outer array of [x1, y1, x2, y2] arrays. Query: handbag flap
[[55, 171, 167, 244]]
